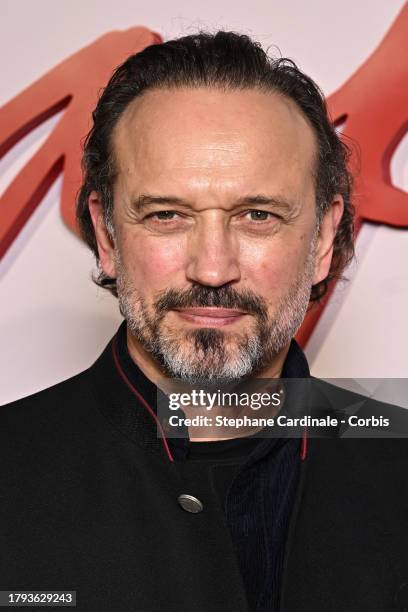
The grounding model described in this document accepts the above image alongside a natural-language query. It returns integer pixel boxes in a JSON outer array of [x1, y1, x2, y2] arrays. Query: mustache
[[153, 285, 268, 320]]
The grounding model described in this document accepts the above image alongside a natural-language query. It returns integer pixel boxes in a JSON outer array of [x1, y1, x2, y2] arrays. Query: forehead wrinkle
[[129, 191, 304, 217]]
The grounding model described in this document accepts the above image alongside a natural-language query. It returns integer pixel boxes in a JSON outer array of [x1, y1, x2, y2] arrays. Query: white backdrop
[[0, 0, 407, 404]]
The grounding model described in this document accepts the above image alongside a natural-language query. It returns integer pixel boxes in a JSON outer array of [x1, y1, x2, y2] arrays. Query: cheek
[[120, 233, 186, 292], [239, 234, 309, 290]]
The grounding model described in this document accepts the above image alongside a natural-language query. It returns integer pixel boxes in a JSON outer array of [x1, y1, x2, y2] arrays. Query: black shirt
[[189, 435, 264, 508]]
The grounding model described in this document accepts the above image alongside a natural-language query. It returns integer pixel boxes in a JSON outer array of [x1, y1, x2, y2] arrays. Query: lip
[[173, 307, 248, 327]]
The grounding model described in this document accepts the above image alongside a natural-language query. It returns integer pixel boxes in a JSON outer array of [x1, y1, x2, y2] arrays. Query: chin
[[154, 328, 262, 384]]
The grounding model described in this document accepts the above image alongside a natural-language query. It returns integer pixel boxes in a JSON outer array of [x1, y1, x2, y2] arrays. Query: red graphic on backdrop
[[297, 3, 408, 345], [0, 27, 161, 259], [0, 8, 407, 346]]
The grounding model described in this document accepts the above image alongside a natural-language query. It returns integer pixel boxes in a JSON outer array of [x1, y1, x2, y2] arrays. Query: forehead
[[112, 87, 317, 200]]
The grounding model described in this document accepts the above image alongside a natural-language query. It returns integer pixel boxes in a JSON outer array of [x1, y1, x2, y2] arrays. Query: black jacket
[[1, 328, 408, 611]]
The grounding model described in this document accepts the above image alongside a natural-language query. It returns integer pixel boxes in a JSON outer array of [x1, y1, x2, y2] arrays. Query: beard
[[115, 237, 316, 384]]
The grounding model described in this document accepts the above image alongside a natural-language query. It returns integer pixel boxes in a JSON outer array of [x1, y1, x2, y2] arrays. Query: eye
[[247, 210, 276, 221], [150, 211, 178, 221], [142, 210, 190, 233]]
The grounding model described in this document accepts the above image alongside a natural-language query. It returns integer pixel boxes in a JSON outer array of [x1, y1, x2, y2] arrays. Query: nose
[[185, 215, 241, 287]]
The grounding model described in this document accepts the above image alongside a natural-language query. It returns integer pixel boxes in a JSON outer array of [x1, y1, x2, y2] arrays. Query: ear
[[313, 195, 344, 285], [88, 192, 117, 278]]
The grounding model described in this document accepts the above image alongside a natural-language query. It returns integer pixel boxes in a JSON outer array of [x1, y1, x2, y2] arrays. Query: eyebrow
[[132, 193, 295, 211]]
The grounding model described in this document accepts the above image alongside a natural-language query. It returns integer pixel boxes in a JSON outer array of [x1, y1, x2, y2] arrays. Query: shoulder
[[305, 377, 408, 469], [0, 367, 95, 437]]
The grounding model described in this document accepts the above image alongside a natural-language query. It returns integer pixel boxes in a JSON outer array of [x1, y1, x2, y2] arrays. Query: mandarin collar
[[91, 320, 310, 462]]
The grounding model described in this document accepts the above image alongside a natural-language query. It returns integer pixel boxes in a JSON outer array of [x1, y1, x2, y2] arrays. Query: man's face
[[92, 87, 339, 383]]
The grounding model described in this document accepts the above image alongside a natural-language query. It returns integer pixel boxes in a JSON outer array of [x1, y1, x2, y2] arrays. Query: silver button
[[177, 494, 203, 513]]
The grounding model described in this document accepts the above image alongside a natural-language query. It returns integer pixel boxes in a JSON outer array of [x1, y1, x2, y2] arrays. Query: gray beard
[[114, 238, 316, 384]]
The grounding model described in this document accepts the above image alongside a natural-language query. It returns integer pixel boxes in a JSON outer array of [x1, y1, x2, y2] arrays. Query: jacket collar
[[89, 320, 311, 462]]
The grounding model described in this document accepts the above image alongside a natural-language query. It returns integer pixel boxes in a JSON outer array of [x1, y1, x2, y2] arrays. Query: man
[[1, 31, 407, 612]]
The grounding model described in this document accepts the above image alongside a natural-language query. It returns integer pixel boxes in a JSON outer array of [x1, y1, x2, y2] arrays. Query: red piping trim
[[111, 337, 174, 462], [300, 426, 308, 460]]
